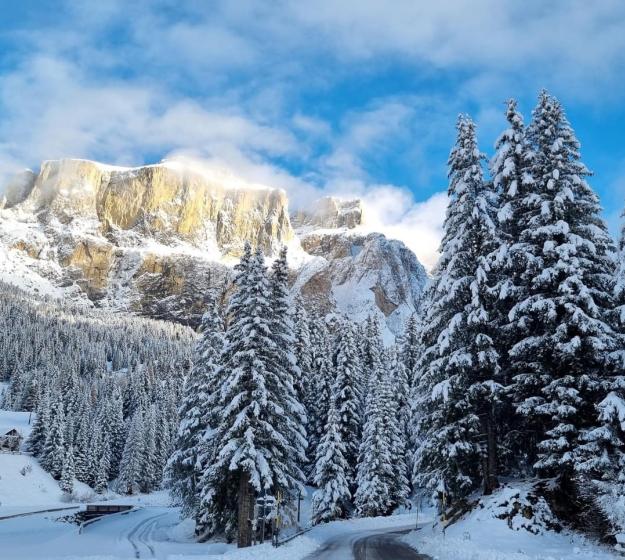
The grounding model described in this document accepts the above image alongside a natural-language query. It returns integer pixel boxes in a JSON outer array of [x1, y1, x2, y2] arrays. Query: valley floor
[[0, 506, 427, 560], [0, 499, 619, 560], [0, 410, 618, 560]]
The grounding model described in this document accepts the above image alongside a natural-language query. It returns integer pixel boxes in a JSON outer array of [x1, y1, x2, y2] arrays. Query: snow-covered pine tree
[[413, 115, 501, 504], [507, 91, 617, 481], [196, 244, 306, 542], [107, 390, 126, 478], [155, 396, 174, 479], [28, 391, 51, 457], [354, 364, 393, 517], [268, 246, 307, 468], [304, 314, 332, 479], [73, 410, 91, 483], [293, 298, 313, 417], [42, 400, 66, 479], [381, 348, 410, 507], [488, 99, 534, 471], [168, 294, 224, 518], [575, 206, 625, 484], [94, 435, 111, 494], [331, 319, 362, 485], [399, 314, 421, 391], [142, 406, 158, 492], [60, 445, 75, 495], [311, 399, 351, 524], [86, 421, 103, 487], [117, 410, 145, 495], [361, 315, 383, 395]]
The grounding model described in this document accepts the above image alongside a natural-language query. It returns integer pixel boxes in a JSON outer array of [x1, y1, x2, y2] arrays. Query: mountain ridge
[[0, 158, 427, 338]]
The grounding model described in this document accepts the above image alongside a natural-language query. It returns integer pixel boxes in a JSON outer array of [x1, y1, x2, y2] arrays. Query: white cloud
[[309, 180, 446, 271], [359, 189, 446, 271], [0, 54, 300, 177]]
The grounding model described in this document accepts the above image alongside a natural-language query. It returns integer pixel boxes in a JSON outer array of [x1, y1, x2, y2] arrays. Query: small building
[[0, 429, 23, 452]]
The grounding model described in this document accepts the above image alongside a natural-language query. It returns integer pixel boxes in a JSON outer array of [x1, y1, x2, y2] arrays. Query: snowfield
[[0, 409, 69, 516]]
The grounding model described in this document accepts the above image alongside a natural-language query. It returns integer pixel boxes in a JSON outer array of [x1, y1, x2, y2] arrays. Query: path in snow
[[83, 507, 179, 558], [305, 525, 430, 560], [123, 511, 169, 558]]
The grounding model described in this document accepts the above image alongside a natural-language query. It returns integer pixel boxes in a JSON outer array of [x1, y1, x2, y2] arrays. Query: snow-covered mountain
[[0, 159, 427, 336]]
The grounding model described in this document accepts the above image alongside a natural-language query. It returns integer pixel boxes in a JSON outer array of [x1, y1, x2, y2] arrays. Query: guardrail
[[275, 526, 313, 547], [0, 506, 81, 522], [78, 506, 137, 534]]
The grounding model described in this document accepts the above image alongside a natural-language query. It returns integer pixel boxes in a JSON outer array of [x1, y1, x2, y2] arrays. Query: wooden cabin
[[0, 429, 23, 452]]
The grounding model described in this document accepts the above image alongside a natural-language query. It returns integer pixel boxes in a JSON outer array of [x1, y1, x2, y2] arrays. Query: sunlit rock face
[[20, 159, 293, 256], [0, 159, 426, 336]]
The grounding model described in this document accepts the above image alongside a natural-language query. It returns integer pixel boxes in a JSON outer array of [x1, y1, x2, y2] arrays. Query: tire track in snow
[[127, 512, 167, 558]]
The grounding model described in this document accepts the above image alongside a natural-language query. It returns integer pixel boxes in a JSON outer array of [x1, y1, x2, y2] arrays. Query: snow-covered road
[[84, 508, 173, 558], [0, 506, 206, 559], [0, 504, 430, 560], [304, 525, 430, 560]]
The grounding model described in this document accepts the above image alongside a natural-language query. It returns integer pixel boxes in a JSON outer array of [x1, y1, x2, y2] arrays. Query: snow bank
[[403, 483, 616, 560]]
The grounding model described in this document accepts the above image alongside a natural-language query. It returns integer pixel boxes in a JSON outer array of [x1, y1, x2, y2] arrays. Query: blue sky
[[1, 1, 625, 267]]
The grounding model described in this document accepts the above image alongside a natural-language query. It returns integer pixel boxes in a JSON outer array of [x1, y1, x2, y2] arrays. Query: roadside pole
[[297, 490, 302, 525], [415, 496, 420, 530], [260, 489, 266, 543]]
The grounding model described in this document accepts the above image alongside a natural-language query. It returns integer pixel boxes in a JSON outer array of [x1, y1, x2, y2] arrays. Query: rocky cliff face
[[295, 231, 427, 338], [18, 159, 292, 256], [291, 196, 364, 230], [0, 159, 426, 337]]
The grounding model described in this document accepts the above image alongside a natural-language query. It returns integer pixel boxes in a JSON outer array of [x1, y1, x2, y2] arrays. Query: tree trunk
[[481, 406, 499, 495], [237, 471, 253, 548]]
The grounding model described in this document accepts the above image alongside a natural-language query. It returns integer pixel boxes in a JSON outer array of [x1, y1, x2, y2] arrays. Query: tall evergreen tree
[[311, 399, 351, 524], [381, 350, 410, 506], [94, 435, 111, 494], [268, 247, 307, 468], [196, 244, 306, 542], [305, 315, 332, 478], [73, 409, 91, 483], [361, 315, 383, 393], [487, 99, 536, 472], [399, 314, 421, 390], [575, 207, 625, 484], [354, 367, 393, 517], [168, 294, 224, 518], [413, 115, 501, 504], [28, 392, 51, 457], [293, 298, 313, 417], [506, 91, 617, 481], [142, 406, 159, 492], [60, 445, 75, 495], [331, 320, 362, 485], [42, 400, 66, 479], [117, 411, 145, 495]]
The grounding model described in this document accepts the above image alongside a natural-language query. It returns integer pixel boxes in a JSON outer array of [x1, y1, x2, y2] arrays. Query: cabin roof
[[3, 429, 21, 437]]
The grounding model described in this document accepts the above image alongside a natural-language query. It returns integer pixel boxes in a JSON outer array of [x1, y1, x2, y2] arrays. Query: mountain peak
[[0, 159, 425, 336]]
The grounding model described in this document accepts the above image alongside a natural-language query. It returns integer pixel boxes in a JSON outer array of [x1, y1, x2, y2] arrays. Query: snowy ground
[[0, 506, 425, 560], [403, 484, 618, 560], [1, 409, 618, 560]]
